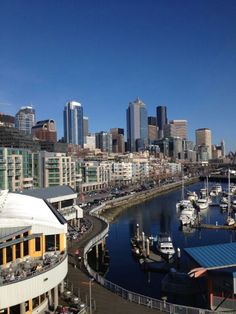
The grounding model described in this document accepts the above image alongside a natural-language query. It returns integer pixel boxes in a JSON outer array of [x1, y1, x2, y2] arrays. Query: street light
[[89, 278, 94, 314]]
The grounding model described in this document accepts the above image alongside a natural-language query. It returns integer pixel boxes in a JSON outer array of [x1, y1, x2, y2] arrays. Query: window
[[16, 243, 21, 258], [35, 237, 41, 251], [6, 246, 12, 263], [24, 240, 29, 256], [45, 235, 55, 251], [0, 248, 3, 265]]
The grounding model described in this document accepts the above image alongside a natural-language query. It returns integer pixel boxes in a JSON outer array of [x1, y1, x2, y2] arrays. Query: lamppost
[[89, 278, 94, 314]]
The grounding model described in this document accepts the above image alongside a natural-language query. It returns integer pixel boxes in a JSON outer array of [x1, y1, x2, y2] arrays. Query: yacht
[[232, 199, 236, 210], [156, 233, 175, 260], [187, 191, 198, 202], [196, 198, 209, 210], [176, 199, 192, 211], [179, 206, 197, 226]]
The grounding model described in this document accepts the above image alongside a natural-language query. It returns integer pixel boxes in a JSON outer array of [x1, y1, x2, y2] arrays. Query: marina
[[105, 180, 236, 309]]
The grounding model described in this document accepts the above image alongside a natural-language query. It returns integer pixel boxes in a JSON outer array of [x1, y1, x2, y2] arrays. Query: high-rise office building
[[95, 131, 112, 153], [32, 119, 57, 143], [156, 106, 167, 139], [127, 98, 148, 152], [83, 117, 89, 139], [169, 120, 188, 139], [195, 128, 212, 159], [110, 128, 125, 153], [147, 116, 157, 143], [15, 106, 35, 134], [164, 124, 176, 138], [63, 101, 84, 147]]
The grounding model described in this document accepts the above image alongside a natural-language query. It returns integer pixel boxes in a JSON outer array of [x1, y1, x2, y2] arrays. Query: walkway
[[67, 213, 163, 313]]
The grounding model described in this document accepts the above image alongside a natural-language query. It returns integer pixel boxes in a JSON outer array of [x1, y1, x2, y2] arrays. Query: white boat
[[200, 188, 207, 199], [179, 206, 197, 226], [196, 198, 209, 210], [177, 199, 192, 211], [187, 191, 198, 202], [156, 233, 175, 260], [225, 169, 235, 226], [232, 199, 236, 210]]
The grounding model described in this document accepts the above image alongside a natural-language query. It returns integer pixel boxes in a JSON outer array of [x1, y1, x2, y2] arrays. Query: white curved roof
[[0, 192, 66, 234]]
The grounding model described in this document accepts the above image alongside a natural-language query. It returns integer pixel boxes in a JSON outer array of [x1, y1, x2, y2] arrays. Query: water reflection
[[105, 181, 234, 307]]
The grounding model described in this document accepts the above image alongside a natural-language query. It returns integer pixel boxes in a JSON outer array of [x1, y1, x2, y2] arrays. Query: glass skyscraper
[[126, 98, 148, 152], [156, 105, 168, 139], [63, 101, 84, 147], [15, 106, 35, 135]]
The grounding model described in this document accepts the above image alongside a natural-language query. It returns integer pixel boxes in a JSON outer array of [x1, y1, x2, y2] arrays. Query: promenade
[[67, 214, 163, 313]]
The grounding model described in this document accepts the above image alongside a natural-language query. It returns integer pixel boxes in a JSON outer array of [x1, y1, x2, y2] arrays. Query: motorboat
[[176, 199, 192, 211], [187, 191, 198, 202], [210, 183, 222, 196], [179, 206, 197, 226], [232, 199, 236, 210], [156, 233, 175, 260], [196, 198, 208, 210], [200, 188, 207, 199], [226, 216, 235, 226]]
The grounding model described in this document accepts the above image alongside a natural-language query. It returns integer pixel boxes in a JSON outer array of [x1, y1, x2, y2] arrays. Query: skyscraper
[[169, 120, 188, 139], [127, 98, 148, 152], [63, 101, 84, 147], [195, 128, 212, 159], [110, 128, 125, 153], [83, 117, 89, 138], [156, 106, 167, 139], [147, 116, 157, 143], [15, 106, 35, 134]]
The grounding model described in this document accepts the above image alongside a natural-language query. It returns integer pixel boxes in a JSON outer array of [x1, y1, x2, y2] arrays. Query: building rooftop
[[20, 185, 77, 200], [185, 242, 236, 270]]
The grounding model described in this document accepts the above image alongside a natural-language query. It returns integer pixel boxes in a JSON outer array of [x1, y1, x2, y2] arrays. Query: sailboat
[[176, 171, 193, 211], [225, 169, 235, 226]]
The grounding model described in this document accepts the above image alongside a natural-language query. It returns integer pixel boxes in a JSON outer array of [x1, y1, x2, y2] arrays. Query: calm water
[[104, 182, 236, 306]]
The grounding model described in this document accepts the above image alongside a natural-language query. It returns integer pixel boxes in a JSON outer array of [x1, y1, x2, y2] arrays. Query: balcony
[[0, 158, 6, 163], [0, 251, 68, 309]]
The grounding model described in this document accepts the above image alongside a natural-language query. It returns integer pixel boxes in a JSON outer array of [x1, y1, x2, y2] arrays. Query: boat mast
[[228, 168, 231, 217], [181, 166, 184, 200]]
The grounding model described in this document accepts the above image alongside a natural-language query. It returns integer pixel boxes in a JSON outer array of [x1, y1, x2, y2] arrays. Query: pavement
[[67, 214, 163, 314]]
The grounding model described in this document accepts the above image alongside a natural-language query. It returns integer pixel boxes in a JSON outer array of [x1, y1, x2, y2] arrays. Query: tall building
[[169, 120, 188, 139], [32, 119, 57, 143], [95, 131, 112, 153], [83, 116, 89, 140], [63, 101, 84, 147], [164, 124, 176, 138], [147, 116, 157, 144], [127, 98, 148, 152], [195, 128, 212, 160], [84, 134, 96, 150], [156, 106, 167, 139], [15, 106, 35, 134], [110, 128, 125, 153]]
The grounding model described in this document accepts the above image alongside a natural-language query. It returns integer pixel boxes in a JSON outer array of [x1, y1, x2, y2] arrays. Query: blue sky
[[0, 0, 235, 150]]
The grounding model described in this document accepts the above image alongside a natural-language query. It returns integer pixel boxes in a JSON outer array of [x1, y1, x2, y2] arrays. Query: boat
[[187, 191, 198, 202], [232, 199, 236, 210], [179, 206, 197, 226], [196, 198, 209, 210], [210, 183, 222, 196], [225, 169, 235, 226], [156, 233, 175, 260], [176, 173, 192, 210]]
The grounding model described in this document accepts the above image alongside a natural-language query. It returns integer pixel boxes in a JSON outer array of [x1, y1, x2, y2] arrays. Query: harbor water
[[104, 181, 236, 307]]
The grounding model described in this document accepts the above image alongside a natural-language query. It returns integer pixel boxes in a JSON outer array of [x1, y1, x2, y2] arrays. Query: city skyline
[[0, 1, 235, 150]]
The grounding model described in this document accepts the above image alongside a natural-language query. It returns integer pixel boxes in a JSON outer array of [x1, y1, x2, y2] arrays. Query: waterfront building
[[127, 98, 148, 152], [0, 147, 34, 191], [0, 126, 40, 151], [0, 189, 68, 313], [0, 114, 15, 128], [37, 151, 76, 190], [195, 128, 212, 160], [167, 162, 182, 175], [110, 128, 125, 153], [169, 120, 188, 139], [81, 161, 110, 192], [63, 101, 84, 147], [111, 162, 133, 184], [156, 106, 168, 139], [15, 106, 35, 135], [32, 119, 57, 143], [21, 185, 83, 229], [95, 131, 112, 153]]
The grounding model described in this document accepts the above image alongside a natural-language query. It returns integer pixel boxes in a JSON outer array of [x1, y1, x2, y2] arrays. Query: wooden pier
[[193, 223, 236, 230]]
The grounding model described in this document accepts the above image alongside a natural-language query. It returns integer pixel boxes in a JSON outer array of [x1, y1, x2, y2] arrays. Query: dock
[[193, 223, 236, 230]]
